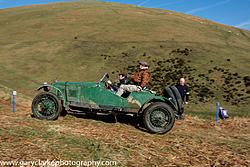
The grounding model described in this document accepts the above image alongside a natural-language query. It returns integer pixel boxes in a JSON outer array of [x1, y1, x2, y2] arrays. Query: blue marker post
[[216, 102, 219, 124], [13, 91, 16, 113]]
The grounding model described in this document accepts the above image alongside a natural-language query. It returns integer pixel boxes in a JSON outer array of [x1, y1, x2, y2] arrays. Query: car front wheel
[[143, 102, 175, 134], [32, 92, 62, 120]]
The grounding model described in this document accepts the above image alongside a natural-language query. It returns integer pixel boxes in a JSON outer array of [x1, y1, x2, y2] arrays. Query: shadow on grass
[[64, 108, 148, 132]]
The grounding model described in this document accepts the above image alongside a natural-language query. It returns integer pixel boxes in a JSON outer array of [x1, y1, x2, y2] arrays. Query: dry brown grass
[[0, 91, 249, 166]]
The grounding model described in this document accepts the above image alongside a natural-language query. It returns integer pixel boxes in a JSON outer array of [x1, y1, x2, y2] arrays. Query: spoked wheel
[[143, 102, 175, 134], [32, 92, 62, 120]]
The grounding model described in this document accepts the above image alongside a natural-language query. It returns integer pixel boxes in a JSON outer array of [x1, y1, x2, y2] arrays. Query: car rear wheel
[[143, 102, 175, 134], [32, 92, 62, 120]]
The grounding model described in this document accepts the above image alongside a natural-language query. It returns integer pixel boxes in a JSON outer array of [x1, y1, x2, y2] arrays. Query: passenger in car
[[107, 73, 130, 92]]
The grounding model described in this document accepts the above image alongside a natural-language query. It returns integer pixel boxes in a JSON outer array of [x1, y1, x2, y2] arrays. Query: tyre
[[143, 102, 175, 134], [170, 86, 184, 114], [163, 88, 178, 111], [32, 92, 62, 120]]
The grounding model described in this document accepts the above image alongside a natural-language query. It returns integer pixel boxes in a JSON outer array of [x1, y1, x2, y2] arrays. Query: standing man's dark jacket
[[110, 77, 130, 91], [175, 84, 190, 102]]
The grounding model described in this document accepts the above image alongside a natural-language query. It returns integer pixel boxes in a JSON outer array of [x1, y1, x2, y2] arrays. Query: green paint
[[37, 81, 176, 112]]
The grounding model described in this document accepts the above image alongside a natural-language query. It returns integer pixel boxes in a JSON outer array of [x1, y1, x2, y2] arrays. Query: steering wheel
[[99, 73, 109, 83], [104, 80, 110, 89]]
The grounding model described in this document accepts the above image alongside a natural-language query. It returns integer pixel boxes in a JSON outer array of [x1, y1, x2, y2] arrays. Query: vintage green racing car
[[32, 73, 183, 134]]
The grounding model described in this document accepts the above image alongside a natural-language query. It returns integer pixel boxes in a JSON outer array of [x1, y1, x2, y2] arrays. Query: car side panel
[[100, 88, 127, 107], [67, 83, 82, 102], [81, 82, 103, 105], [81, 82, 127, 107]]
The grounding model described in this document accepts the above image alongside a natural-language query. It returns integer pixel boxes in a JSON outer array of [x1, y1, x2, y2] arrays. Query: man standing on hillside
[[116, 62, 151, 96], [176, 78, 190, 120]]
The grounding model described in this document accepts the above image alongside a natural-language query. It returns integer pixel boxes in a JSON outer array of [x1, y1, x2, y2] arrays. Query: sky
[[0, 0, 249, 30]]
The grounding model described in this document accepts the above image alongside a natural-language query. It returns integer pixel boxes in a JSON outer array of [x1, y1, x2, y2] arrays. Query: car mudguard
[[170, 86, 184, 114], [163, 88, 178, 111], [36, 85, 67, 107], [138, 96, 177, 114]]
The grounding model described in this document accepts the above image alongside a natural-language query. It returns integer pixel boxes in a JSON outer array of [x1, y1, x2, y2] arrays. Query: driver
[[107, 73, 130, 92], [116, 61, 151, 96]]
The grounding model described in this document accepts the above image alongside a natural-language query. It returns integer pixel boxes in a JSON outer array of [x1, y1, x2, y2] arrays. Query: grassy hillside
[[0, 2, 249, 166]]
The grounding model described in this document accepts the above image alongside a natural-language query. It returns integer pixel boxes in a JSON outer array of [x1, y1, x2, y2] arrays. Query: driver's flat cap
[[139, 61, 148, 66]]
